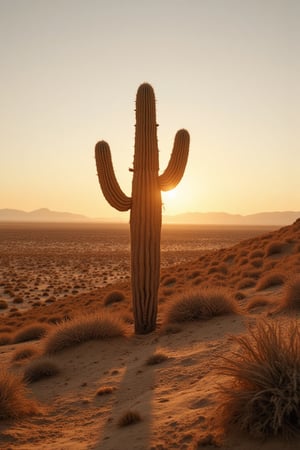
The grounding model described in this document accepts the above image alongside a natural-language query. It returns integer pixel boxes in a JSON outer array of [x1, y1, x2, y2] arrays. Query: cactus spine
[[95, 83, 189, 334]]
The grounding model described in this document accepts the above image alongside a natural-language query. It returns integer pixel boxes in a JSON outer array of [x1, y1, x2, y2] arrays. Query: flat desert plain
[[0, 221, 300, 450]]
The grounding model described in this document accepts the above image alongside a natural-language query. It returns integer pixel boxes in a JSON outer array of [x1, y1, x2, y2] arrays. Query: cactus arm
[[95, 141, 131, 211], [159, 129, 190, 191]]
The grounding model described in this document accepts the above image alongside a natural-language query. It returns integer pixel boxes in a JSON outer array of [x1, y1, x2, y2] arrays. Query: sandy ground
[[0, 220, 299, 449]]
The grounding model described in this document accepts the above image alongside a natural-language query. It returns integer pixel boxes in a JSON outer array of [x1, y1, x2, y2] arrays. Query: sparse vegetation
[[146, 351, 169, 365], [278, 275, 300, 311], [12, 345, 39, 362], [96, 385, 116, 396], [44, 312, 126, 354], [0, 333, 12, 346], [217, 319, 300, 438], [23, 357, 60, 383], [117, 410, 142, 427], [0, 300, 8, 310], [256, 271, 286, 291], [104, 290, 126, 306], [265, 241, 285, 256], [13, 323, 50, 343], [0, 369, 39, 419], [164, 287, 239, 324]]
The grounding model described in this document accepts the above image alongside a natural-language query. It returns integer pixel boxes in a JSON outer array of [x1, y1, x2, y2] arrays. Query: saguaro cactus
[[95, 83, 189, 334]]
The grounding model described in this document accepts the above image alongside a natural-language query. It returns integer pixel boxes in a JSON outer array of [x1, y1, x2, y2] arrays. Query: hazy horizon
[[1, 0, 299, 219]]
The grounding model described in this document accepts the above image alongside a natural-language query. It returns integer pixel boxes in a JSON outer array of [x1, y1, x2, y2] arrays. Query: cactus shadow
[[92, 338, 157, 449]]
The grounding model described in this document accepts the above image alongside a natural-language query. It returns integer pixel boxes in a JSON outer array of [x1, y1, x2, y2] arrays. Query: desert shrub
[[164, 287, 239, 324], [249, 249, 264, 259], [0, 369, 38, 419], [251, 258, 263, 268], [96, 386, 116, 396], [23, 357, 60, 383], [247, 296, 272, 311], [236, 278, 256, 290], [44, 312, 126, 354], [256, 271, 286, 291], [12, 345, 39, 362], [217, 320, 300, 438], [265, 241, 285, 256], [163, 276, 177, 287], [0, 333, 12, 346], [13, 296, 24, 304], [13, 323, 50, 343], [0, 300, 8, 310], [117, 410, 141, 427], [279, 275, 300, 311], [104, 290, 125, 306], [146, 351, 169, 365]]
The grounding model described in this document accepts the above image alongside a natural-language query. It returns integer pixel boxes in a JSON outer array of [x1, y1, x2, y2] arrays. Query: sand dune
[[0, 219, 300, 449]]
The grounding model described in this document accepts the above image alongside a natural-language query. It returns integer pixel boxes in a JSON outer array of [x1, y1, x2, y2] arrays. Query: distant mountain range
[[0, 208, 299, 226]]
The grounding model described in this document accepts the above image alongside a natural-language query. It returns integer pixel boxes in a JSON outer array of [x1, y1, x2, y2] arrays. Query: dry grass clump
[[246, 296, 272, 312], [256, 271, 286, 291], [13, 323, 50, 343], [265, 241, 285, 256], [164, 287, 239, 324], [12, 345, 39, 362], [0, 369, 39, 419], [0, 333, 12, 346], [103, 290, 125, 306], [44, 312, 126, 354], [236, 278, 256, 290], [278, 275, 300, 311], [96, 385, 116, 396], [117, 410, 142, 427], [0, 299, 8, 309], [23, 357, 60, 383], [146, 351, 169, 365], [249, 249, 264, 259], [217, 319, 300, 438]]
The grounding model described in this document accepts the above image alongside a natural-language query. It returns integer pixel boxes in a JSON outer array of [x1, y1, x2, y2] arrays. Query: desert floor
[[0, 221, 300, 450]]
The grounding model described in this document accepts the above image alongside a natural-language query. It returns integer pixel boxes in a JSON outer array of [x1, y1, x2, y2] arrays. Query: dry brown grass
[[96, 385, 116, 396], [146, 351, 169, 365], [217, 319, 300, 438], [12, 345, 39, 362], [256, 271, 286, 291], [278, 275, 300, 311], [0, 333, 12, 346], [13, 323, 51, 344], [0, 300, 8, 310], [0, 369, 39, 419], [103, 290, 126, 306], [23, 357, 60, 383], [164, 287, 239, 324], [236, 278, 256, 290], [265, 241, 285, 256], [246, 296, 273, 312], [117, 410, 142, 427], [44, 312, 126, 354]]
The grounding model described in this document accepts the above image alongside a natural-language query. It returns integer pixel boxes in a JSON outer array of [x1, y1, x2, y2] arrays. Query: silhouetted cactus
[[95, 83, 189, 334]]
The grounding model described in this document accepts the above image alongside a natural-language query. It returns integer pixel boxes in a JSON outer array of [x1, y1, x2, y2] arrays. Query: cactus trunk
[[95, 83, 189, 334]]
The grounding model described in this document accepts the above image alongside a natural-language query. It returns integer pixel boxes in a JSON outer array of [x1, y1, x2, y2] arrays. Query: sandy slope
[[0, 219, 300, 449]]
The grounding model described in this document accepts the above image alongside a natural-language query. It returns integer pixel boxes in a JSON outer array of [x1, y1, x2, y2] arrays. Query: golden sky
[[1, 0, 299, 219]]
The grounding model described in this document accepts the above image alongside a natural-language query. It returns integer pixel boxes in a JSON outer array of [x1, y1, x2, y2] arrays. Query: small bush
[[13, 323, 50, 343], [23, 357, 60, 383], [0, 333, 12, 346], [96, 386, 116, 396], [279, 275, 300, 311], [236, 278, 256, 290], [104, 290, 125, 306], [0, 300, 8, 310], [0, 369, 39, 419], [249, 249, 264, 259], [117, 410, 141, 427], [256, 271, 286, 291], [265, 241, 285, 256], [146, 351, 169, 365], [217, 319, 300, 438], [12, 345, 39, 362], [247, 296, 272, 311], [164, 287, 239, 324], [44, 312, 126, 354]]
